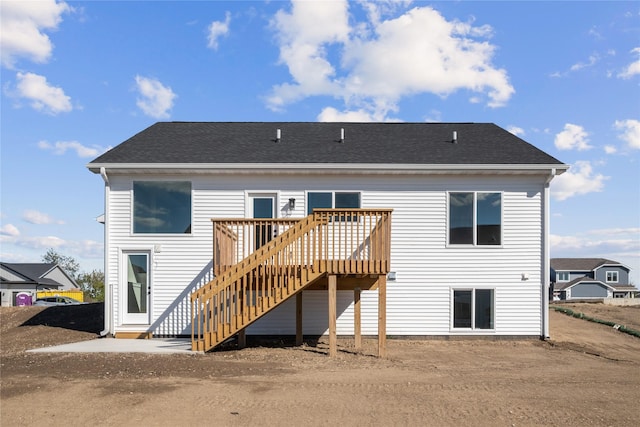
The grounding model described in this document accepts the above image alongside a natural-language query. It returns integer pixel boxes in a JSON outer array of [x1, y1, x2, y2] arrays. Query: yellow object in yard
[[36, 290, 84, 302]]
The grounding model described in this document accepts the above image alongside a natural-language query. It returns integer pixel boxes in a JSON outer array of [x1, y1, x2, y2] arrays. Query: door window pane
[[253, 198, 274, 249], [127, 254, 148, 314]]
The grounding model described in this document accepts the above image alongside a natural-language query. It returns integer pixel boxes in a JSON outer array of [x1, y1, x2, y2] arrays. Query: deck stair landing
[[191, 209, 392, 353]]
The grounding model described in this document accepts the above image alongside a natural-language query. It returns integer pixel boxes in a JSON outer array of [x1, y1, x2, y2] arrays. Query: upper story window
[[448, 192, 501, 246], [133, 181, 192, 234], [606, 271, 618, 283], [307, 192, 360, 215], [557, 272, 570, 282]]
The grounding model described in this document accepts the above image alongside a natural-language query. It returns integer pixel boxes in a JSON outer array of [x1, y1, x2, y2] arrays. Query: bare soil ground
[[1, 303, 639, 427]]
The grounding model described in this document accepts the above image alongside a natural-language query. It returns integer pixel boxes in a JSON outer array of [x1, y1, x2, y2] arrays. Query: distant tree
[[42, 248, 80, 280], [76, 270, 105, 302]]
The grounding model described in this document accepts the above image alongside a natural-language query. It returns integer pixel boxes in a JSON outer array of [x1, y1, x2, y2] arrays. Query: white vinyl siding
[[106, 173, 546, 337]]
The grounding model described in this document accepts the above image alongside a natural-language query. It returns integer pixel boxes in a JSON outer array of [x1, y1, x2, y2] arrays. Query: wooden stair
[[191, 209, 392, 352]]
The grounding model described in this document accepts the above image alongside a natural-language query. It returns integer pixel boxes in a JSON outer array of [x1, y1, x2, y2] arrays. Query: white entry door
[[122, 251, 151, 325]]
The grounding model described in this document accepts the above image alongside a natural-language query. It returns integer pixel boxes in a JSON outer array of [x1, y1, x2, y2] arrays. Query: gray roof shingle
[[88, 122, 565, 167], [551, 258, 620, 272]]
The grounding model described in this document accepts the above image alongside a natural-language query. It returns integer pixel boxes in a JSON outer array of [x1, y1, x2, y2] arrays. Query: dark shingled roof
[[551, 258, 620, 272], [0, 263, 57, 281], [88, 122, 565, 166]]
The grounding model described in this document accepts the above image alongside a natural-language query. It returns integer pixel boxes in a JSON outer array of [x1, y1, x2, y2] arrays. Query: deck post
[[328, 275, 337, 357], [296, 292, 303, 346], [377, 275, 387, 358], [237, 329, 246, 349], [354, 288, 361, 349]]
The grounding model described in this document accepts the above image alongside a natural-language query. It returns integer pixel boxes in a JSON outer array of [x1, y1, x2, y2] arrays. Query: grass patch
[[552, 306, 640, 339]]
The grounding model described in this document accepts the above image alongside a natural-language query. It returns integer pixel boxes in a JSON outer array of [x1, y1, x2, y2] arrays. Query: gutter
[[89, 163, 571, 175], [99, 167, 112, 337]]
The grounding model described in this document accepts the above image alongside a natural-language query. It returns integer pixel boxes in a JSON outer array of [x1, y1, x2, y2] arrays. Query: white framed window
[[606, 271, 619, 283], [451, 288, 495, 330], [133, 181, 192, 234], [557, 272, 570, 282], [307, 191, 361, 215], [448, 192, 502, 246]]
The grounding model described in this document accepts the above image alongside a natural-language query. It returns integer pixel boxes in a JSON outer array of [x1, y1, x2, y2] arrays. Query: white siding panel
[[105, 173, 547, 337]]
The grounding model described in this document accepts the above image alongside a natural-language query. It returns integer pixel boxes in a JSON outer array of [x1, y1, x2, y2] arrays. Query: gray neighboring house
[[0, 262, 78, 307], [551, 258, 637, 300]]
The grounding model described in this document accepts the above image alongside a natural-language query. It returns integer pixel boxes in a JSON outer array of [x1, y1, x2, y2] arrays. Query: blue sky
[[1, 1, 639, 284]]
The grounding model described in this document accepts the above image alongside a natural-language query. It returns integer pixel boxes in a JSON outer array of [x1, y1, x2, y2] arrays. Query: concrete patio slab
[[27, 338, 199, 354]]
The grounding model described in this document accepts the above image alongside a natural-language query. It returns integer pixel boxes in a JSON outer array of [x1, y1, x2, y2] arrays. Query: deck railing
[[192, 209, 392, 352]]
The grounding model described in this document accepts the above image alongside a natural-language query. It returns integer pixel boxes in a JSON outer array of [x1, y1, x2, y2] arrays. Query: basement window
[[452, 289, 495, 330], [133, 181, 192, 234]]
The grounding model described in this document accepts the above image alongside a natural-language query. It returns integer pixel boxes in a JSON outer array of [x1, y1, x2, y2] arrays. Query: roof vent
[[452, 131, 458, 144], [339, 128, 345, 143], [275, 128, 281, 143]]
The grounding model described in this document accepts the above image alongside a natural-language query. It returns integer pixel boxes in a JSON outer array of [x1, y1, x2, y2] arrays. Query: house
[[0, 262, 78, 306], [87, 122, 567, 353], [551, 258, 637, 300]]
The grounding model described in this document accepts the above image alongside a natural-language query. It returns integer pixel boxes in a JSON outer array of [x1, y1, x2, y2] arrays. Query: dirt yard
[[1, 302, 639, 427]]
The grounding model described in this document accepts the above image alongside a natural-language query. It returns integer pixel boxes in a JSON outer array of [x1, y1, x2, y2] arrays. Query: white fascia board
[[88, 163, 569, 176]]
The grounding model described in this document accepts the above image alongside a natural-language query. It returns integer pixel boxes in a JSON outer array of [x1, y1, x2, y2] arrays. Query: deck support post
[[354, 288, 361, 349], [237, 329, 246, 349], [377, 276, 387, 358], [328, 275, 337, 357], [296, 292, 303, 346]]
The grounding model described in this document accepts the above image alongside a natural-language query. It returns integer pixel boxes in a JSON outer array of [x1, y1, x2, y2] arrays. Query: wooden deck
[[190, 209, 392, 355]]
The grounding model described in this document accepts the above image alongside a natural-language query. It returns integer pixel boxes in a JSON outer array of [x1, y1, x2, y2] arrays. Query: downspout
[[542, 168, 556, 340], [99, 167, 112, 337]]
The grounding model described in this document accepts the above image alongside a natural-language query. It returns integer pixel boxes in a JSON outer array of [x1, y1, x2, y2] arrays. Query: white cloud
[[0, 224, 20, 237], [134, 75, 177, 119], [22, 210, 64, 225], [614, 119, 640, 150], [551, 161, 608, 201], [15, 71, 72, 114], [14, 235, 66, 250], [318, 107, 375, 122], [604, 145, 617, 154], [554, 123, 592, 151], [37, 140, 105, 158], [0, 0, 71, 68], [618, 47, 640, 79], [507, 126, 524, 137], [268, 2, 514, 119], [207, 11, 231, 50]]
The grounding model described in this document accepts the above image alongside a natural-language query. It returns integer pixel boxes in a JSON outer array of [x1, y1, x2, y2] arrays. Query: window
[[606, 271, 618, 283], [133, 181, 191, 234], [557, 272, 570, 282], [307, 192, 360, 214], [449, 192, 501, 245], [452, 289, 494, 330]]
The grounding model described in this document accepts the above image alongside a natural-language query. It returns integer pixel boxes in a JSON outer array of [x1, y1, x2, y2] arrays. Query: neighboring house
[[87, 122, 567, 352], [551, 258, 637, 300], [0, 262, 78, 307]]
